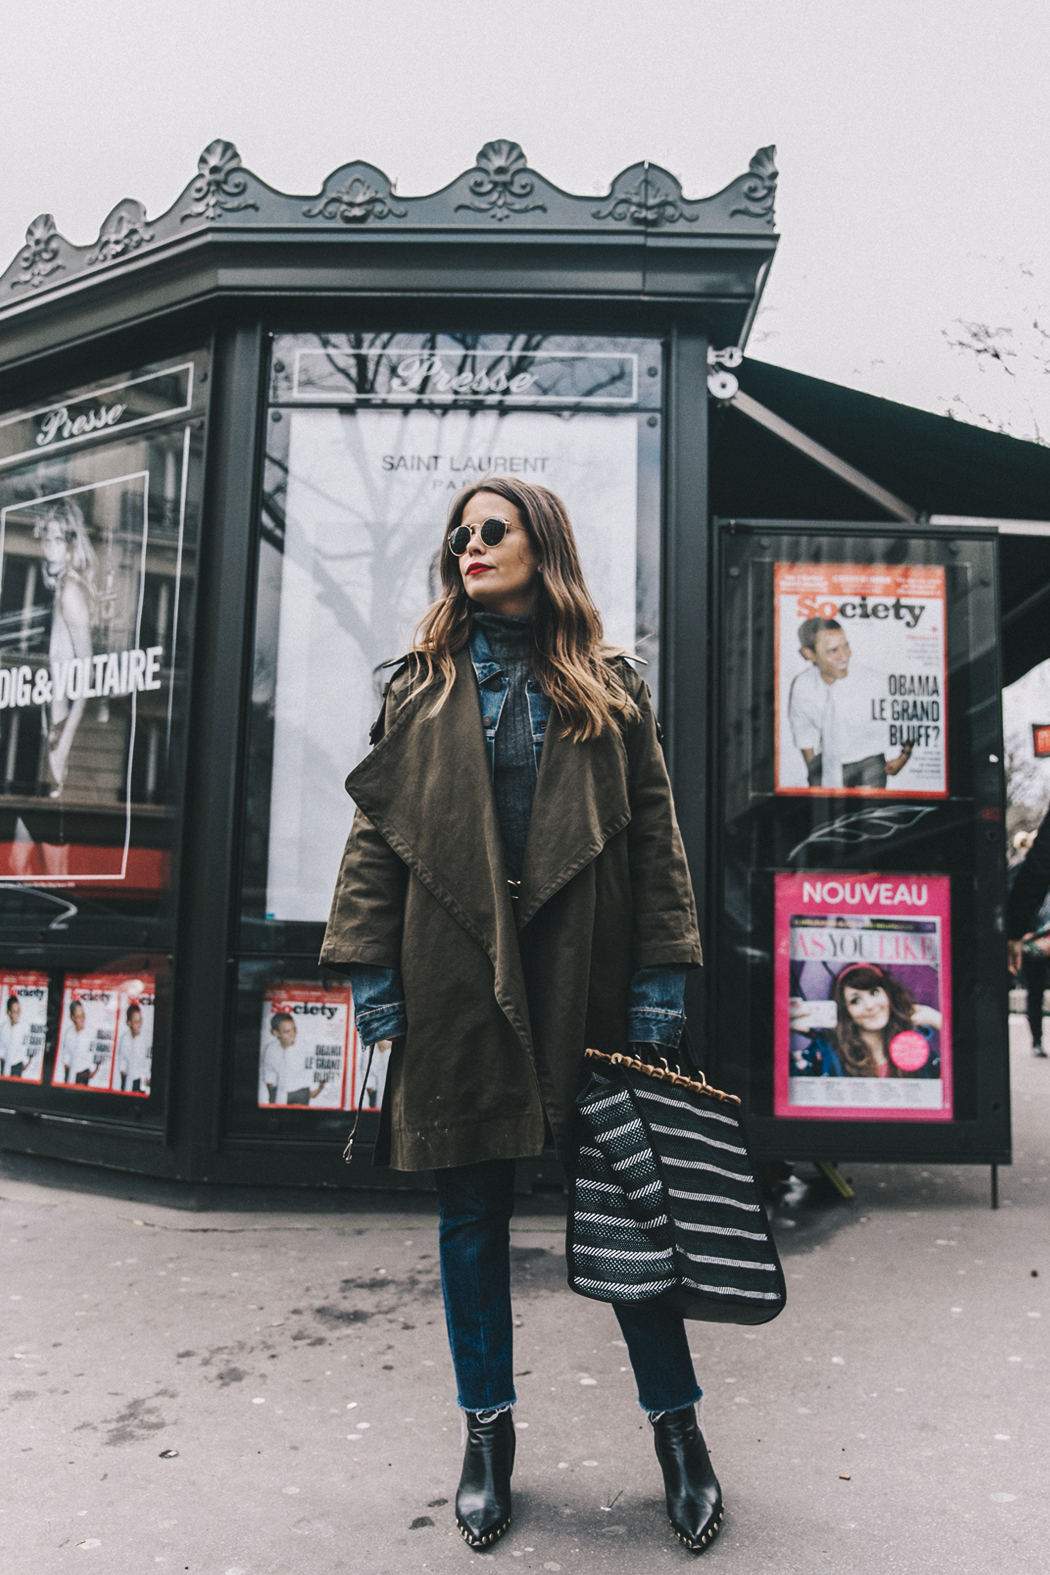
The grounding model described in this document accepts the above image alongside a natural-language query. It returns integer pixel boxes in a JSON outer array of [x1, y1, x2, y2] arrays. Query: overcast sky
[[2, 0, 1047, 441]]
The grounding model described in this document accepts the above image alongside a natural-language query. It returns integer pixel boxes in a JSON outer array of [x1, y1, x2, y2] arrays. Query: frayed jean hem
[[639, 1383, 703, 1416]]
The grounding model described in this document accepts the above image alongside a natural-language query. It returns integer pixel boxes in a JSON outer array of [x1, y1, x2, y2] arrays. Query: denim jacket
[[470, 621, 550, 774], [343, 627, 686, 1048]]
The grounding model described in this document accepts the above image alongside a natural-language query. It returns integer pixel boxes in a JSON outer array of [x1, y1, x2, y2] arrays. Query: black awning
[[711, 358, 1050, 685]]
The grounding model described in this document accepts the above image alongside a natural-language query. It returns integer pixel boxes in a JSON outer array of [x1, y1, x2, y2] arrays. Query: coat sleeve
[[622, 671, 703, 969], [319, 805, 410, 970]]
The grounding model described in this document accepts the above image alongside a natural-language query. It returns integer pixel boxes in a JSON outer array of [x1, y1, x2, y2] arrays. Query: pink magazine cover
[[774, 871, 953, 1121]]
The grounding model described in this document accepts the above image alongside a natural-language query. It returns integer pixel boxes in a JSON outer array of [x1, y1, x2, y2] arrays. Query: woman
[[790, 962, 942, 1078], [322, 478, 721, 1553], [34, 497, 98, 796]]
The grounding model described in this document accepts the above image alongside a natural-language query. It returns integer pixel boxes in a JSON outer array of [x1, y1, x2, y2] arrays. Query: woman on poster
[[34, 497, 98, 796], [322, 479, 722, 1553], [790, 962, 942, 1078]]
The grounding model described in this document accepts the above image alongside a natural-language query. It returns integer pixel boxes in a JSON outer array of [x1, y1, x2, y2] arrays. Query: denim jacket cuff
[[354, 1002, 407, 1044], [627, 1008, 685, 1049]]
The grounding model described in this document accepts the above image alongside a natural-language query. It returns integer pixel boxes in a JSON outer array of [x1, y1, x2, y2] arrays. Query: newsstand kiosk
[[0, 139, 1009, 1188]]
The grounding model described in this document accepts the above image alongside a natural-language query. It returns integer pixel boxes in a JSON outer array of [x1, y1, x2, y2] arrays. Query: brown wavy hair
[[832, 964, 918, 1077], [410, 476, 640, 741]]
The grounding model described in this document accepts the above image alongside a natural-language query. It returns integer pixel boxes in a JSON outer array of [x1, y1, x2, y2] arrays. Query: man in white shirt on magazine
[[261, 1012, 323, 1107], [0, 995, 31, 1078], [788, 617, 914, 789], [116, 1004, 151, 1094], [60, 999, 95, 1086]]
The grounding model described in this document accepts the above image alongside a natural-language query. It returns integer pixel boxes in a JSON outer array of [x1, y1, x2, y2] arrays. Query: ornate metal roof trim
[[0, 139, 778, 306]]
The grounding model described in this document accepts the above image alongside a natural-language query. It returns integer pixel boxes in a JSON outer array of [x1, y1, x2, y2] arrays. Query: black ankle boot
[[455, 1408, 515, 1549], [651, 1407, 723, 1553]]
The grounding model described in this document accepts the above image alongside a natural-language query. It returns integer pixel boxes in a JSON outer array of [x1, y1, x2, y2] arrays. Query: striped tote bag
[[568, 1050, 786, 1324]]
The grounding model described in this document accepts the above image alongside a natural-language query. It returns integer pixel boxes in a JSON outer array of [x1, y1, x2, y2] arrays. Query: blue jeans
[[435, 1158, 703, 1415]]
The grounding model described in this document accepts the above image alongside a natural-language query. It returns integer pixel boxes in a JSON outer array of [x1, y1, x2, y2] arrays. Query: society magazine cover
[[256, 983, 394, 1113], [51, 972, 154, 1094], [0, 970, 48, 1084], [775, 563, 947, 797], [257, 983, 354, 1110]]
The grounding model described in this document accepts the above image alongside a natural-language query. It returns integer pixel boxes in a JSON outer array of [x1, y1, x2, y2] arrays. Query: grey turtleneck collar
[[472, 610, 534, 661]]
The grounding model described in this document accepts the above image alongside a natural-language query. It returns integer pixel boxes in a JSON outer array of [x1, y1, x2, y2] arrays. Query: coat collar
[[517, 699, 631, 928], [344, 648, 632, 940], [345, 648, 509, 965]]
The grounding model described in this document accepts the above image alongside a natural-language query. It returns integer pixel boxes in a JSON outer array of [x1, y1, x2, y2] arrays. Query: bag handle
[[584, 1045, 740, 1107], [678, 1022, 704, 1080], [343, 1041, 378, 1165]]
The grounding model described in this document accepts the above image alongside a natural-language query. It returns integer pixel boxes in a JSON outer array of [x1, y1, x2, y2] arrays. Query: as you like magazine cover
[[775, 871, 952, 1121]]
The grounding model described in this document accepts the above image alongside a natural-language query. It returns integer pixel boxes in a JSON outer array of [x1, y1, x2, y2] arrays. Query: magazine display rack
[[713, 521, 1009, 1168]]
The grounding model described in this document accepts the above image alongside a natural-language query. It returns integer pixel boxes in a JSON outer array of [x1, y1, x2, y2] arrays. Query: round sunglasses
[[448, 516, 511, 556]]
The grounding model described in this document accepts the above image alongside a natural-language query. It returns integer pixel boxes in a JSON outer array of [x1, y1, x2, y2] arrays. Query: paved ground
[[1, 1023, 1047, 1575]]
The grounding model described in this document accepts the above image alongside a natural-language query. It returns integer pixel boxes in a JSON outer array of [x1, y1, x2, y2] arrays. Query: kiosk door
[[230, 331, 664, 1153]]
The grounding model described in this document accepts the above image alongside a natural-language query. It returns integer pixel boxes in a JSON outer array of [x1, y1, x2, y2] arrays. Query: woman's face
[[39, 520, 69, 568], [456, 491, 542, 617], [842, 984, 891, 1032]]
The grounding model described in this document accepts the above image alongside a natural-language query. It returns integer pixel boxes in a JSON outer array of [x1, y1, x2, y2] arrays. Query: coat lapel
[[517, 712, 631, 930], [345, 648, 632, 959], [344, 648, 511, 966]]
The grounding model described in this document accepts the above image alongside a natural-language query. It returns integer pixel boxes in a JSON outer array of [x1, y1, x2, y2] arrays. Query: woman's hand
[[910, 1004, 942, 1030], [789, 997, 814, 1030]]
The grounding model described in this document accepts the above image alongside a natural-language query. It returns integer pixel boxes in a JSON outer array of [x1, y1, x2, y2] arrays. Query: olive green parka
[[320, 647, 702, 1171]]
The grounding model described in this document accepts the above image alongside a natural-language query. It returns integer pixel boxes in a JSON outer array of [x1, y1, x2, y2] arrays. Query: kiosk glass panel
[[0, 357, 205, 927], [0, 354, 208, 1121], [716, 524, 1006, 1161]]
